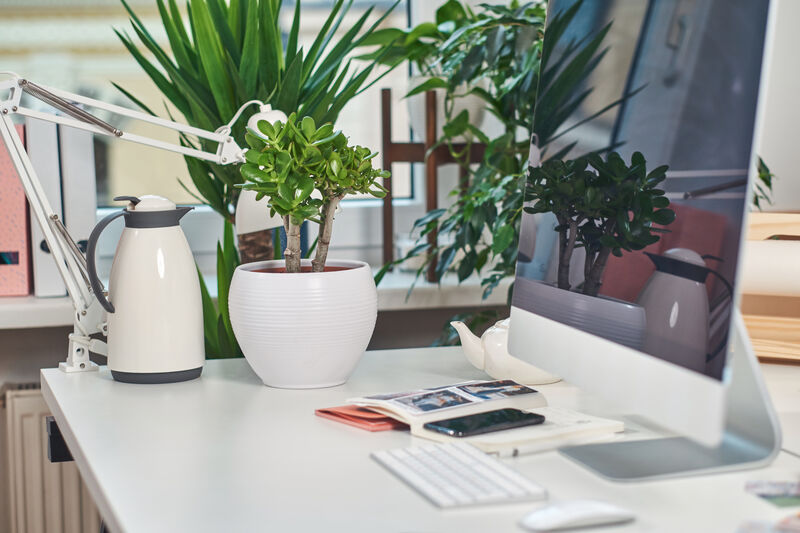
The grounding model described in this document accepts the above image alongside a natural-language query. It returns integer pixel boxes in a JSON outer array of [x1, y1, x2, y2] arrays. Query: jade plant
[[239, 114, 389, 272], [525, 152, 675, 297]]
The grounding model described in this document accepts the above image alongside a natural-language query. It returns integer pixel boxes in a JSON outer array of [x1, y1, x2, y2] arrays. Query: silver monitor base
[[560, 312, 782, 481]]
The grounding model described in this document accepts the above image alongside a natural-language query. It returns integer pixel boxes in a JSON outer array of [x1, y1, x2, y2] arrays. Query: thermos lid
[[124, 195, 176, 212], [662, 248, 706, 267], [645, 248, 709, 283], [114, 195, 193, 228]]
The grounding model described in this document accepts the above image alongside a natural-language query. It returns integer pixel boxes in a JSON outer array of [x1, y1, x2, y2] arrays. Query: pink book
[[0, 124, 31, 296]]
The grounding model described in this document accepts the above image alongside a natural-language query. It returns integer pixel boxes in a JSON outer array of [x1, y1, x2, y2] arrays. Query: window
[[1, 0, 422, 273]]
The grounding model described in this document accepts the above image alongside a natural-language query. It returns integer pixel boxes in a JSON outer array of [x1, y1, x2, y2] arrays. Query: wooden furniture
[[41, 348, 800, 533], [380, 88, 485, 281], [742, 212, 800, 364]]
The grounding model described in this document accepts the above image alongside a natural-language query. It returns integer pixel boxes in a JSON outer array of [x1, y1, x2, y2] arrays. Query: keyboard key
[[371, 442, 547, 508]]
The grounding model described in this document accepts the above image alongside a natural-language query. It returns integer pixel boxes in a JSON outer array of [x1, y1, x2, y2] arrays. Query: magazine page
[[348, 380, 541, 422]]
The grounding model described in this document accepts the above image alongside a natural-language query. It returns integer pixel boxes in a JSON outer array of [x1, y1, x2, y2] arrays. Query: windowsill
[[0, 271, 510, 330]]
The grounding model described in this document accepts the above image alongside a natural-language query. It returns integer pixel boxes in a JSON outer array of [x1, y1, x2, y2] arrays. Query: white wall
[[755, 0, 799, 212]]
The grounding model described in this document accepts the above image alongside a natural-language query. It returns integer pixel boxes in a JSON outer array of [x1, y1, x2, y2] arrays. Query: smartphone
[[423, 408, 545, 438]]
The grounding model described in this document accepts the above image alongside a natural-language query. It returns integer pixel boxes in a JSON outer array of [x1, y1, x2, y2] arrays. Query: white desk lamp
[[0, 72, 282, 373], [236, 104, 287, 239]]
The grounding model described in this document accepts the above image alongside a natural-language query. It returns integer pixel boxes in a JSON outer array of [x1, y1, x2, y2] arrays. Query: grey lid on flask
[[115, 195, 193, 228]]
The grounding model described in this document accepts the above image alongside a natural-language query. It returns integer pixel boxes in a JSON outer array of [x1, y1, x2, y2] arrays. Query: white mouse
[[519, 499, 636, 531]]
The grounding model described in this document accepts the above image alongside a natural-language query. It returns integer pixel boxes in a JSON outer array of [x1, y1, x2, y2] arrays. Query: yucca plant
[[117, 0, 399, 222], [199, 220, 242, 358], [117, 0, 400, 358]]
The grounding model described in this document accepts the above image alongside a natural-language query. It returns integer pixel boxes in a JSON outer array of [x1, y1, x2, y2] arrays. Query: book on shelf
[[347, 379, 624, 456], [58, 125, 97, 261], [25, 117, 65, 297], [0, 123, 32, 297]]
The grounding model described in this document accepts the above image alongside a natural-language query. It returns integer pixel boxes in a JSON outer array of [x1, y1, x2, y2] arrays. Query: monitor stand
[[559, 311, 782, 481]]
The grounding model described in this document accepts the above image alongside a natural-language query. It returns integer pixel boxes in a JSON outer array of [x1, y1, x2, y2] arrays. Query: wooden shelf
[[744, 313, 800, 365], [0, 271, 508, 331], [0, 296, 73, 330]]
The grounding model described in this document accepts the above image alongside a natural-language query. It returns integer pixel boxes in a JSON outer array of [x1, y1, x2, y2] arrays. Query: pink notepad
[[0, 124, 31, 296], [315, 405, 408, 432]]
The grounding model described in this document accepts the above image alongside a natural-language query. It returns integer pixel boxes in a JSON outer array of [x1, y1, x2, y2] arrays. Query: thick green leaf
[[457, 250, 477, 282], [302, 0, 346, 80], [114, 29, 190, 116], [206, 0, 241, 65], [216, 239, 236, 355], [286, 0, 302, 64], [156, 0, 196, 75], [111, 82, 157, 116], [197, 265, 219, 356], [406, 77, 448, 98], [359, 27, 405, 47], [491, 224, 515, 254], [436, 0, 468, 25], [275, 51, 304, 113], [436, 246, 457, 279], [189, 0, 236, 119]]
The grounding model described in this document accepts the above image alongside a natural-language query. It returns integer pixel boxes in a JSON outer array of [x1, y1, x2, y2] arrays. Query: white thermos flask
[[86, 195, 204, 383]]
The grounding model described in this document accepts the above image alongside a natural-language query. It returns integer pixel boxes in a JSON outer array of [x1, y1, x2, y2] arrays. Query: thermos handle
[[86, 211, 126, 314]]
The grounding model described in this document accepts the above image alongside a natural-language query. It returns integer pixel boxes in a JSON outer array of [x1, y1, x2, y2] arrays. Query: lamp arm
[[0, 72, 253, 372]]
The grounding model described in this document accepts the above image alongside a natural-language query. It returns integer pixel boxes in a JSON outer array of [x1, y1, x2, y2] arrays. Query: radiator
[[3, 388, 101, 533]]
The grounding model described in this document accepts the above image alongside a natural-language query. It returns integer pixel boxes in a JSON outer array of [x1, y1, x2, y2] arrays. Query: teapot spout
[[450, 321, 485, 370]]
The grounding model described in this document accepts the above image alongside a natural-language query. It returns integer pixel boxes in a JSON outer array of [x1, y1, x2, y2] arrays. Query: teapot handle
[[86, 210, 126, 314]]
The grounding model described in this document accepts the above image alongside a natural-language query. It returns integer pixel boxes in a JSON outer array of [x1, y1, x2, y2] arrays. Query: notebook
[[315, 405, 408, 432]]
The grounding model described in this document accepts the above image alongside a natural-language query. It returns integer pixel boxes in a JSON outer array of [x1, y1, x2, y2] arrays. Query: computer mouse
[[519, 499, 636, 531]]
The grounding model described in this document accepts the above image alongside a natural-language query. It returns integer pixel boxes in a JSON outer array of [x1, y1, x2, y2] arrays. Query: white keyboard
[[371, 442, 547, 508]]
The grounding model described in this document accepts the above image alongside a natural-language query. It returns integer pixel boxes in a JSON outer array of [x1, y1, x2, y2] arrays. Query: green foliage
[[117, 0, 400, 221], [754, 156, 774, 210], [375, 0, 626, 305], [239, 115, 389, 271], [198, 220, 242, 358], [525, 152, 674, 296], [240, 114, 389, 225]]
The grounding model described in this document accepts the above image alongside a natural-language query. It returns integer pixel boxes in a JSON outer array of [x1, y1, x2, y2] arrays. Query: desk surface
[[41, 347, 800, 533]]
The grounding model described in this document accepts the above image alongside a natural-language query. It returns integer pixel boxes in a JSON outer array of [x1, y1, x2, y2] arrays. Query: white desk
[[41, 347, 800, 533]]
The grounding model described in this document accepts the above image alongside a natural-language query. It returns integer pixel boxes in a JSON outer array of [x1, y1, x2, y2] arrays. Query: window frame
[[94, 167, 429, 276]]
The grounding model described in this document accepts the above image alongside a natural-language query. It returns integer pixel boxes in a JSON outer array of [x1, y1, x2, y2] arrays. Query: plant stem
[[557, 217, 578, 291], [583, 247, 612, 297], [583, 247, 593, 282], [312, 196, 341, 272], [285, 217, 302, 273]]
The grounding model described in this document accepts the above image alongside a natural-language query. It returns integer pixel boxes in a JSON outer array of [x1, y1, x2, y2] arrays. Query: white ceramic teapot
[[450, 319, 560, 385]]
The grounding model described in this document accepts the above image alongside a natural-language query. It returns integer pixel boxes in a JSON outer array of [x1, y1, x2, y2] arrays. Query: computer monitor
[[509, 0, 781, 480]]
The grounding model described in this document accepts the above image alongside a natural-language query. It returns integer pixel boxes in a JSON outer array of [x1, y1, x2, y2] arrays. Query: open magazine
[[347, 380, 548, 426], [348, 380, 624, 456]]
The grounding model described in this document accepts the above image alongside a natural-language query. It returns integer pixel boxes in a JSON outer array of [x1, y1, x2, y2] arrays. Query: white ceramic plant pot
[[514, 278, 647, 351], [229, 259, 377, 388]]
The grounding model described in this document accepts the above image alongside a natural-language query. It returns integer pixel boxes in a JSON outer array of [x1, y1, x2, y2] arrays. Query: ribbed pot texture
[[229, 259, 377, 388]]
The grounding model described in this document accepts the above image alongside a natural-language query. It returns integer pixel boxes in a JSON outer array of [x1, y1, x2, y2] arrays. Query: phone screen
[[423, 408, 545, 437]]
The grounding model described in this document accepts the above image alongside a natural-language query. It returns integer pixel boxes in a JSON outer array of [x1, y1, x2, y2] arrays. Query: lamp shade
[[247, 105, 288, 138], [235, 189, 284, 235]]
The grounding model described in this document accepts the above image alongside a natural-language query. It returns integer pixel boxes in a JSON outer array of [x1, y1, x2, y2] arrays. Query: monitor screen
[[514, 0, 769, 380]]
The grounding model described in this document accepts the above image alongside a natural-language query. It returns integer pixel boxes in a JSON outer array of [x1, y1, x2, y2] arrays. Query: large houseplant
[[228, 115, 388, 388], [360, 0, 497, 139], [117, 0, 400, 358], [372, 0, 634, 342]]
